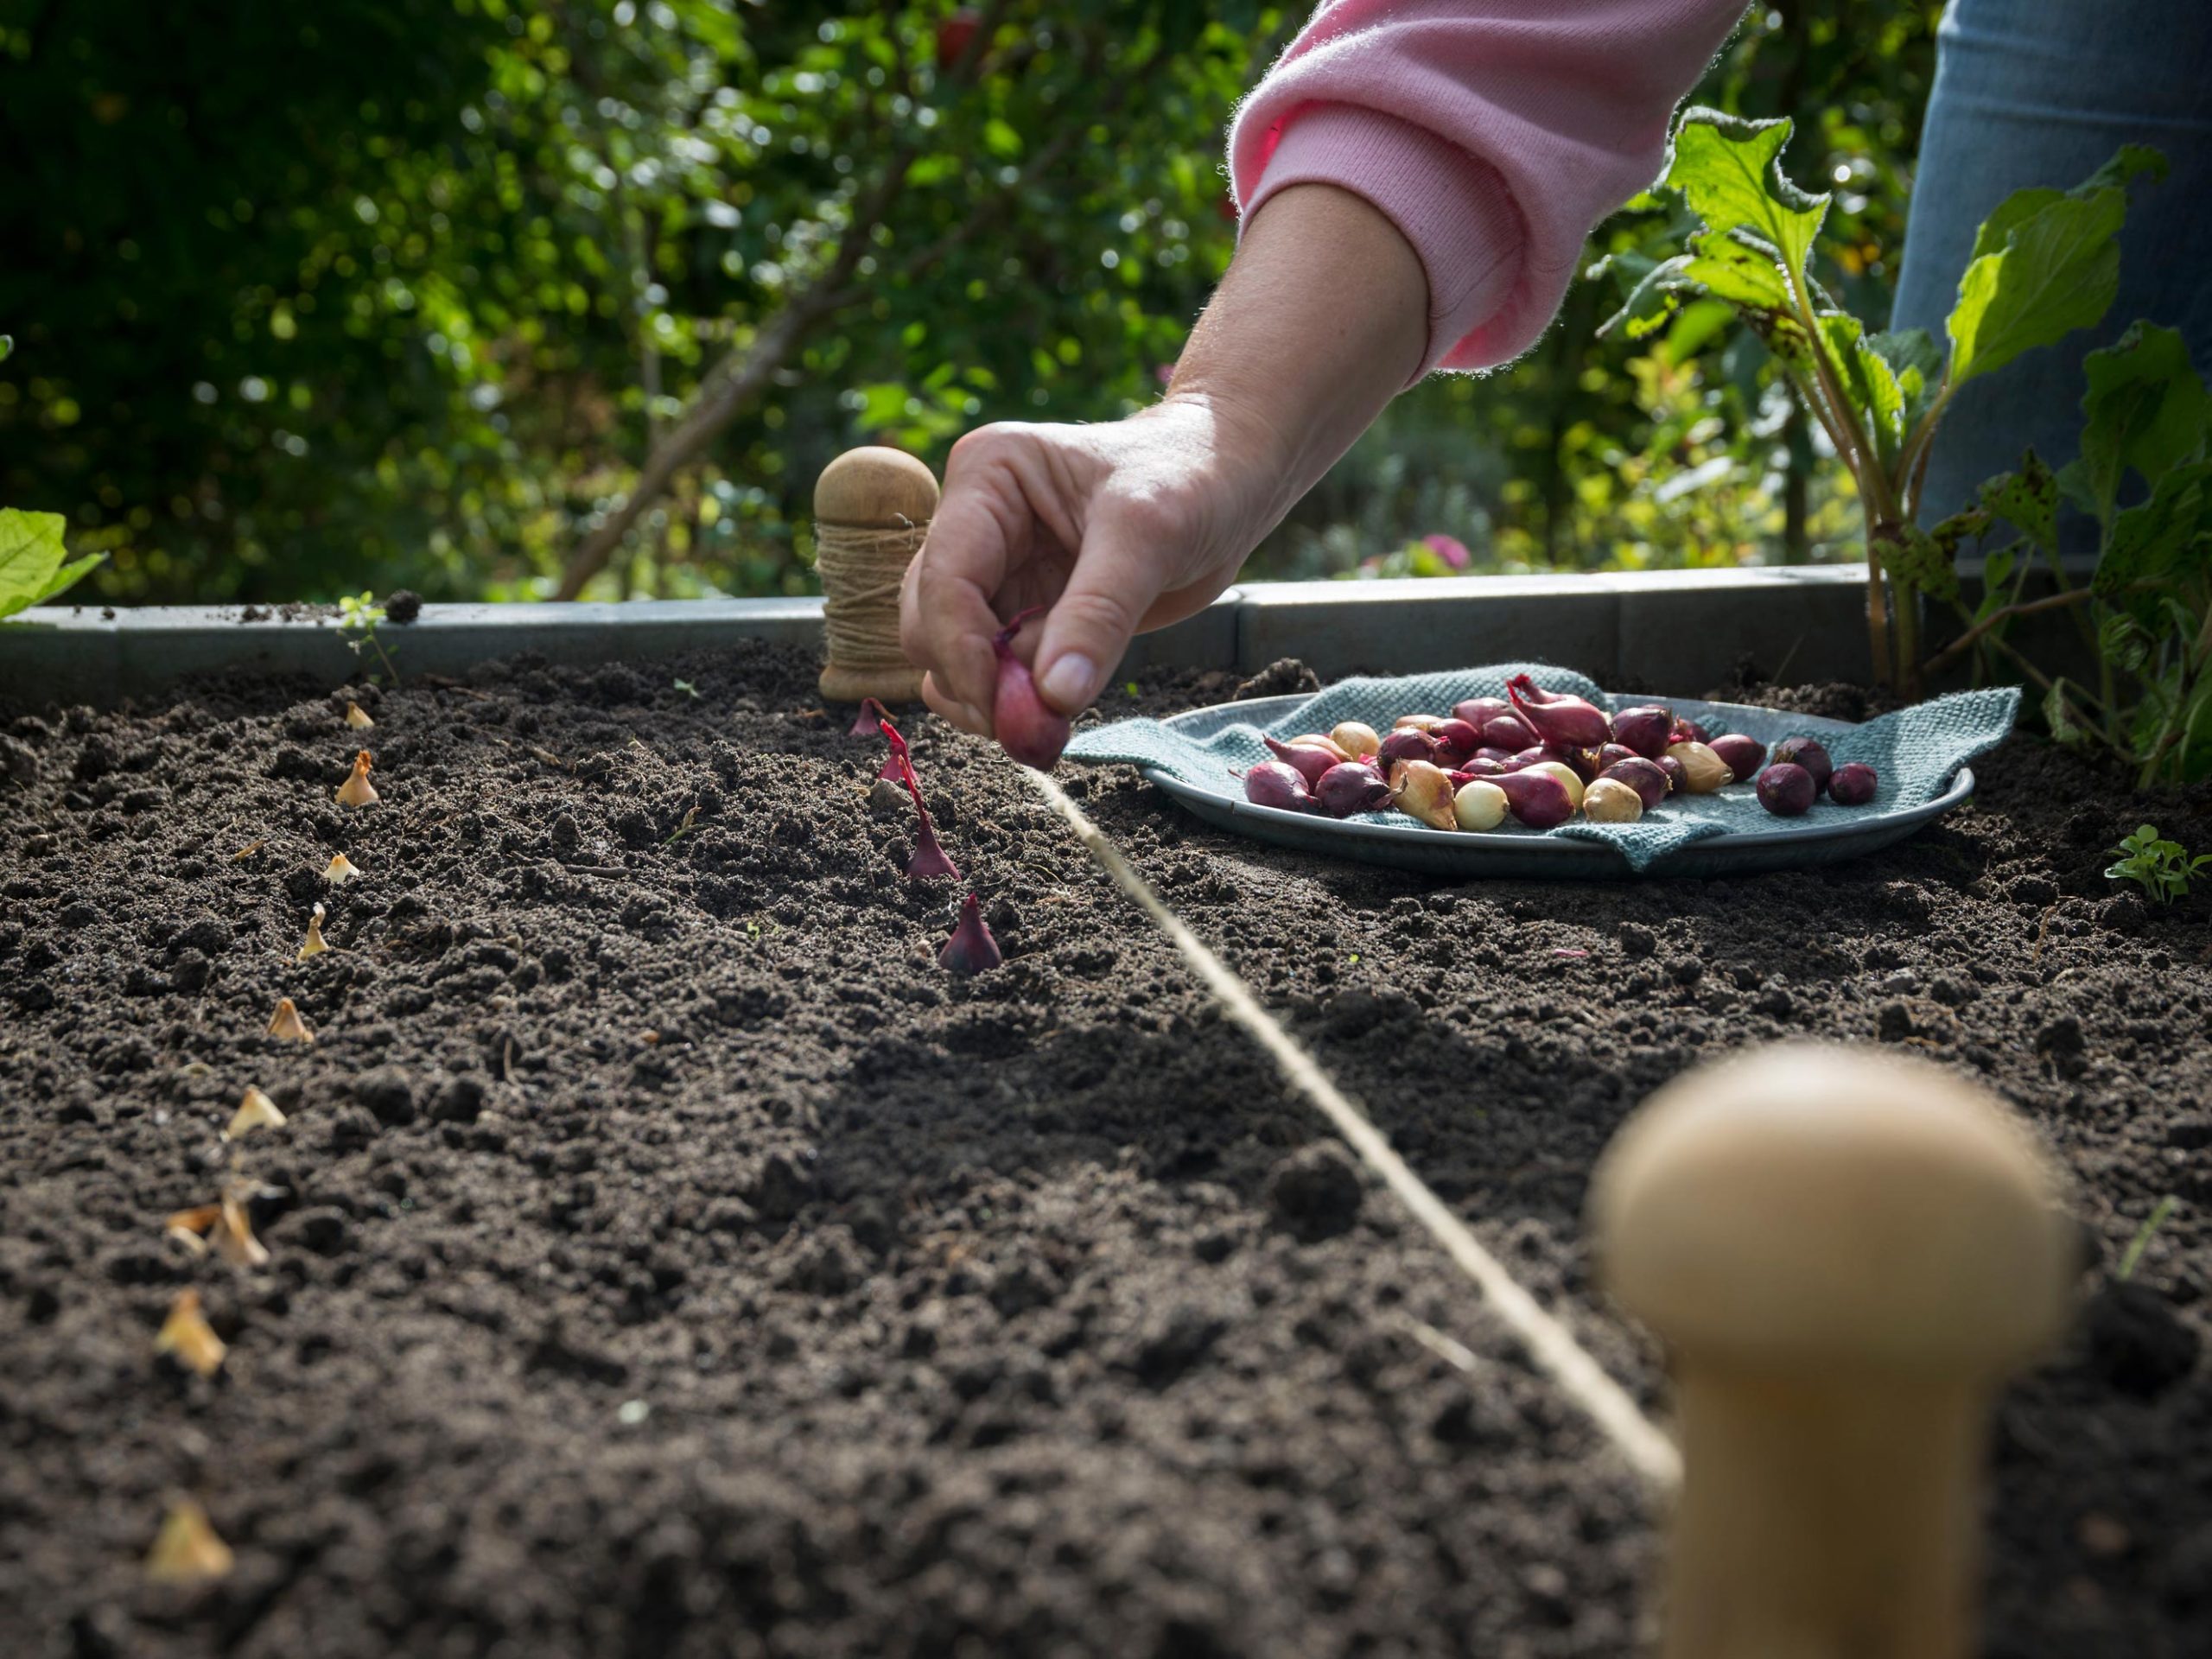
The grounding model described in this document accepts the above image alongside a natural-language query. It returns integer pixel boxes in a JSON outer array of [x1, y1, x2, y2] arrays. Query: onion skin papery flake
[[154, 1290, 227, 1376], [266, 998, 314, 1044], [145, 1499, 234, 1586]]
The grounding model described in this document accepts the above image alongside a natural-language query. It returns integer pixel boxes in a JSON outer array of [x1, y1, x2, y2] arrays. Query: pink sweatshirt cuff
[[1227, 0, 1746, 379], [1243, 105, 1525, 382]]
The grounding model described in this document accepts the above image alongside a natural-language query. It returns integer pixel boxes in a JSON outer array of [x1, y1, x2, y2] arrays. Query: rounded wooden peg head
[[1592, 1043, 2076, 1659], [1592, 1043, 2075, 1374], [814, 445, 940, 530], [813, 447, 939, 706]]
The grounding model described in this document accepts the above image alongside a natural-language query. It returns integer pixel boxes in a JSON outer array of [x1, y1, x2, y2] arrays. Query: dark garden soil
[[2, 642, 2208, 1659]]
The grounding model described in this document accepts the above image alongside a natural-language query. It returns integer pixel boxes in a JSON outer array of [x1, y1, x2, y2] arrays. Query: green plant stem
[[1980, 626, 2077, 705], [1896, 391, 1949, 514], [2135, 644, 2209, 788], [1783, 358, 1892, 685], [2136, 712, 2183, 789], [2118, 1197, 2178, 1281], [1923, 588, 2094, 677], [1782, 273, 1908, 686], [1892, 543, 1920, 695]]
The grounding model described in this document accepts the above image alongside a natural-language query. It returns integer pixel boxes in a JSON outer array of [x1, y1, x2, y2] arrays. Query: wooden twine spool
[[814, 446, 939, 705], [1591, 1044, 2075, 1659]]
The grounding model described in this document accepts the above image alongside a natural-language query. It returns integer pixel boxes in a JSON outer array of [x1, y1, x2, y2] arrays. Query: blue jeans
[[1891, 0, 2212, 529]]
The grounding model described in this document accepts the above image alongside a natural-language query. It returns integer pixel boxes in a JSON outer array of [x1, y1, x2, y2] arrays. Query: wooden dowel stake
[[1591, 1044, 2075, 1659], [813, 445, 940, 706]]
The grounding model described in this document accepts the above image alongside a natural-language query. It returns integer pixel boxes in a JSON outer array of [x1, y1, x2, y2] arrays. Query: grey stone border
[[0, 563, 2064, 710]]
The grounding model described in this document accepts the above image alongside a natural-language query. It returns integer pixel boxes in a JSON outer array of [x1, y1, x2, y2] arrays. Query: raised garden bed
[[1, 640, 2206, 1656]]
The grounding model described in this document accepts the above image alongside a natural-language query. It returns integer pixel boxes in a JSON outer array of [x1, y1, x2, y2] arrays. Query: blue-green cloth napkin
[[1065, 664, 2018, 874]]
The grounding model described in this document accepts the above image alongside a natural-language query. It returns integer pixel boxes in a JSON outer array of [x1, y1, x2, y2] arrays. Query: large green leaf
[[35, 553, 108, 607], [1681, 232, 1812, 367], [1946, 148, 2164, 392], [1663, 110, 1829, 289], [1948, 188, 2126, 389], [0, 509, 74, 621], [1968, 188, 2066, 265], [2091, 459, 2212, 613], [1968, 149, 2164, 264], [2072, 321, 2210, 524]]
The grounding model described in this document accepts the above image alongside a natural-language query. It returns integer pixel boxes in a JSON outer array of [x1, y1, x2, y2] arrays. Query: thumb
[[1032, 505, 1166, 716]]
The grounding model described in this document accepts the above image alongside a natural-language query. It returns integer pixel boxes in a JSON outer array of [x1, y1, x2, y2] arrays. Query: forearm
[[1166, 182, 1427, 525]]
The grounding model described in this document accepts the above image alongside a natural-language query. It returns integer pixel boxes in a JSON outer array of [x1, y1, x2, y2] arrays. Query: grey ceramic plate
[[1139, 693, 1975, 880]]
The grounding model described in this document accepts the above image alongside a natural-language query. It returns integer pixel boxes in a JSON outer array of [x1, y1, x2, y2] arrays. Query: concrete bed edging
[[1, 563, 2045, 710]]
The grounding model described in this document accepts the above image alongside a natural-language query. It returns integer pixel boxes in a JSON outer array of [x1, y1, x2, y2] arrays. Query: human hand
[[898, 182, 1429, 748], [898, 394, 1283, 736]]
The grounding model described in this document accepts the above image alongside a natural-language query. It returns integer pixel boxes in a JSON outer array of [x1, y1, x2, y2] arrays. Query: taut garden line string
[[1021, 767, 1684, 1494]]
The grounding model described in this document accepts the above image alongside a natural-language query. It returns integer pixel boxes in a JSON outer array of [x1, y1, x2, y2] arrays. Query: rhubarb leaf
[[1869, 327, 1942, 435], [2068, 321, 2209, 524], [2091, 459, 2212, 620], [1663, 111, 1828, 288], [1947, 148, 2164, 392], [1821, 314, 1907, 466]]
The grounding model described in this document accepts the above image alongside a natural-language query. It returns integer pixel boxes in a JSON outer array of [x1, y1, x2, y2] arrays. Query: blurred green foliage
[[0, 1, 1942, 604]]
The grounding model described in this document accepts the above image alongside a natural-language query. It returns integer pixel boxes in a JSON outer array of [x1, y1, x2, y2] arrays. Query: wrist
[[1164, 182, 1426, 512]]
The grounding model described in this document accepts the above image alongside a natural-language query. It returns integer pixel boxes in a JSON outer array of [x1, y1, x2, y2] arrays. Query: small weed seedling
[[672, 678, 699, 699], [2118, 1196, 2179, 1281], [2105, 824, 2209, 904], [338, 591, 400, 684]]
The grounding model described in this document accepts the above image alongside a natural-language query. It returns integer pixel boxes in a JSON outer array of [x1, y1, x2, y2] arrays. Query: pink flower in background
[[1154, 362, 1177, 387], [1421, 534, 1471, 569]]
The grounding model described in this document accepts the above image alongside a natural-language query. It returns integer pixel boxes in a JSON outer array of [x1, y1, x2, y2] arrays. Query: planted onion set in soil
[[1242, 675, 1881, 829], [0, 644, 2204, 1658]]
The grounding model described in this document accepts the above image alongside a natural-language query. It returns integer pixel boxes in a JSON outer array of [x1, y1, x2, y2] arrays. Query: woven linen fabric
[[1063, 665, 2019, 874]]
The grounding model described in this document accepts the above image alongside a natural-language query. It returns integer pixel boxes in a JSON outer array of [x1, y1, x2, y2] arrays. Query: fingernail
[[1038, 654, 1097, 713]]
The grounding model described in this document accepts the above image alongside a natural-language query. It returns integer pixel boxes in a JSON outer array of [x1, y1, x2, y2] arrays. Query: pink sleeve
[[1230, 0, 1746, 378]]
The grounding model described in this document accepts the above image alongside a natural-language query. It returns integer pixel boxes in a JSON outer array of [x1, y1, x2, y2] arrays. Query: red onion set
[[1234, 677, 1882, 830]]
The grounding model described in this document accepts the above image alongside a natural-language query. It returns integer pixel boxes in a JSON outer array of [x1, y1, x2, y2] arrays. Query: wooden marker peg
[[813, 446, 940, 706], [1590, 1044, 2075, 1659]]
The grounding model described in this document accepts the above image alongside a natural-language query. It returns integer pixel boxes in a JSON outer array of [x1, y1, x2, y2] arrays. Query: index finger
[[899, 449, 1026, 726], [899, 505, 1006, 734]]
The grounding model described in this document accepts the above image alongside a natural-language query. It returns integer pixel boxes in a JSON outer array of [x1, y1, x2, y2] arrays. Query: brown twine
[[1021, 766, 1684, 1495], [817, 518, 926, 671]]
